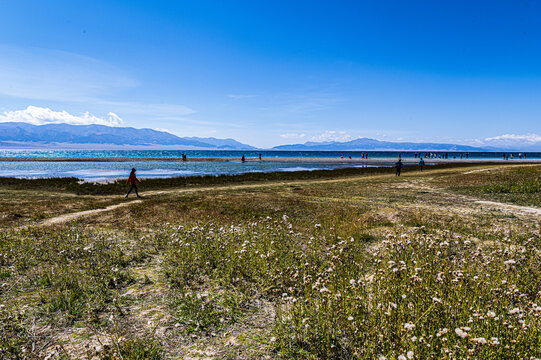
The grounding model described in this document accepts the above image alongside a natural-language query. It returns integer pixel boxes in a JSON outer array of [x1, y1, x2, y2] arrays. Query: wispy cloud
[[280, 133, 307, 139], [283, 94, 343, 115], [226, 94, 257, 99], [0, 106, 123, 126], [310, 130, 352, 142], [279, 130, 353, 143], [98, 101, 196, 118], [0, 45, 137, 102], [484, 133, 541, 143]]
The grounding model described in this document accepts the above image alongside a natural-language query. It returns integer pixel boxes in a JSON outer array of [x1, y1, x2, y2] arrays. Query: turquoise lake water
[[0, 150, 538, 180]]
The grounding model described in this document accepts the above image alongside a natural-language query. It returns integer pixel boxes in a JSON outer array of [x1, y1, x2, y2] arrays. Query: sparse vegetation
[[0, 164, 540, 359]]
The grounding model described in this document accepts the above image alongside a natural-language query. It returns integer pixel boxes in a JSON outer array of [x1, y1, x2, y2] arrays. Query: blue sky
[[0, 0, 540, 148]]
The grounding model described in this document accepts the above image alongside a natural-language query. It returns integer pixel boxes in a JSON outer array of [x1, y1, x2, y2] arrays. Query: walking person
[[125, 168, 142, 198], [395, 158, 403, 176], [419, 158, 425, 171], [241, 154, 245, 163]]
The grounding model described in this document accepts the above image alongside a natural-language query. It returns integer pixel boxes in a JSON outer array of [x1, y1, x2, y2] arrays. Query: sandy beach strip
[[1, 157, 541, 165]]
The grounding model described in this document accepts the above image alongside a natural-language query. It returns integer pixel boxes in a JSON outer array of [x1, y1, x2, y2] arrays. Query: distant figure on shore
[[241, 154, 245, 162], [348, 155, 352, 159], [259, 153, 262, 160], [125, 168, 142, 198], [395, 159, 403, 176], [419, 158, 425, 171], [182, 153, 187, 161]]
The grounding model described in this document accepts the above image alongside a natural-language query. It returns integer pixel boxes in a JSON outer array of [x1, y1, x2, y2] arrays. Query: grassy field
[[1, 163, 540, 359]]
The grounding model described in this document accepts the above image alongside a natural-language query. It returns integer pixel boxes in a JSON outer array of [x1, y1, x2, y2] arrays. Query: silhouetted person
[[241, 154, 245, 162], [259, 153, 262, 160], [395, 159, 403, 176], [419, 158, 425, 171], [126, 168, 142, 198]]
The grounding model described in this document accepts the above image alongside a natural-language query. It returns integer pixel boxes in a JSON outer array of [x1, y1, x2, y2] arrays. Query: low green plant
[[101, 338, 164, 360]]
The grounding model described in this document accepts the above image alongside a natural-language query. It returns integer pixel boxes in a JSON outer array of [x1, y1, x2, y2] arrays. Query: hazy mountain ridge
[[273, 137, 488, 151], [0, 122, 256, 150], [0, 122, 528, 151]]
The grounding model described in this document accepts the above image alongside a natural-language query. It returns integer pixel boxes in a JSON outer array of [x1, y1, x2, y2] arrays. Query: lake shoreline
[[1, 156, 541, 164]]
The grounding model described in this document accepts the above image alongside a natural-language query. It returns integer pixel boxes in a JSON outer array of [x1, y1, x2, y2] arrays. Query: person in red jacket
[[125, 168, 142, 198]]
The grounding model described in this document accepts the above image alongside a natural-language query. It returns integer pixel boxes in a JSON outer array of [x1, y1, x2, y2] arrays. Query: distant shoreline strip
[[1, 157, 541, 164]]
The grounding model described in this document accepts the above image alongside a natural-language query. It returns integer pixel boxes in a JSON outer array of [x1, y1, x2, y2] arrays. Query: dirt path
[[39, 182, 296, 225], [462, 164, 540, 174], [38, 174, 387, 226], [399, 179, 541, 218], [39, 168, 541, 226], [41, 200, 143, 225], [474, 200, 541, 216]]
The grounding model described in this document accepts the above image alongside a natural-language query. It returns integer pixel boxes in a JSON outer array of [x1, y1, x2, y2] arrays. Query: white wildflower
[[472, 337, 487, 345], [455, 328, 468, 338], [404, 322, 415, 331]]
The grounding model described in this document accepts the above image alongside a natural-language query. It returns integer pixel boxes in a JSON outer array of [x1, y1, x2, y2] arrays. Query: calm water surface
[[0, 150, 537, 180]]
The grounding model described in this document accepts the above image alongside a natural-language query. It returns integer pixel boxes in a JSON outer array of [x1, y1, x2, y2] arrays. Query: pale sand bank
[[0, 157, 541, 164]]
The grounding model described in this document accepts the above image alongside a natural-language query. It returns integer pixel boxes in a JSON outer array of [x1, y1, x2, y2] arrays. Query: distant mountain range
[[272, 138, 488, 151], [0, 122, 256, 150], [0, 122, 513, 151]]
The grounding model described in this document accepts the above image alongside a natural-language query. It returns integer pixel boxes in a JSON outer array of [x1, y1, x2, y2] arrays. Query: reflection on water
[[0, 161, 383, 181]]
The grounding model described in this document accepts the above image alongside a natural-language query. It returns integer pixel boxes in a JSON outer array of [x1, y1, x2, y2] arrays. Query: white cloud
[[280, 133, 306, 139], [310, 130, 352, 142], [0, 106, 123, 126], [484, 133, 541, 144]]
